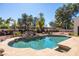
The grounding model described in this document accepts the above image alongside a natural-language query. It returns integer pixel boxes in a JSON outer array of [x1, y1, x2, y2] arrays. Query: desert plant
[[14, 32, 22, 36]]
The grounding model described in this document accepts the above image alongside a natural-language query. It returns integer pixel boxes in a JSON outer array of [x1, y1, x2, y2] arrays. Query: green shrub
[[14, 32, 21, 36], [48, 31, 52, 35]]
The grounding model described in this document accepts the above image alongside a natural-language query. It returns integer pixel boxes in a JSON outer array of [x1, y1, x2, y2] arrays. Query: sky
[[0, 3, 63, 27]]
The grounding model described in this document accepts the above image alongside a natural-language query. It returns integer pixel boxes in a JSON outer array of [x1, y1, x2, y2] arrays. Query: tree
[[36, 13, 45, 32], [5, 17, 11, 24], [39, 13, 45, 30], [0, 17, 14, 29], [4, 17, 12, 29], [0, 17, 4, 28], [55, 3, 79, 29], [28, 15, 33, 30], [18, 13, 34, 31], [0, 17, 3, 24], [33, 17, 38, 27], [36, 19, 40, 30], [14, 20, 17, 30], [49, 22, 55, 27], [11, 20, 17, 30], [21, 13, 28, 30], [18, 18, 23, 29]]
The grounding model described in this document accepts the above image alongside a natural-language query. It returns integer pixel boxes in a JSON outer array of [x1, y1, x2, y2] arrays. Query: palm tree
[[36, 19, 40, 31], [36, 13, 45, 32], [39, 13, 45, 32]]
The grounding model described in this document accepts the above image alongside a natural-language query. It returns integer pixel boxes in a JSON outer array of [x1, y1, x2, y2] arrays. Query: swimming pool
[[8, 35, 70, 50]]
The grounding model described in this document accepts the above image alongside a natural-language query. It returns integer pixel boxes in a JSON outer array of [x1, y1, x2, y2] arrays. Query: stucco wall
[[74, 17, 79, 35]]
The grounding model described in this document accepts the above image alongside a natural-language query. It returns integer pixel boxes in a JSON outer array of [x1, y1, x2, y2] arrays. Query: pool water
[[8, 35, 69, 50]]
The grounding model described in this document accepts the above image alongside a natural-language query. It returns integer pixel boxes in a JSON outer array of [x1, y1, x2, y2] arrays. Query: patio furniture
[[55, 47, 64, 52], [55, 44, 71, 52]]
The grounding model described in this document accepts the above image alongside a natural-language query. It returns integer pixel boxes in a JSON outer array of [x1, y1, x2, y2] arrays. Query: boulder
[[0, 53, 4, 56], [0, 48, 4, 53]]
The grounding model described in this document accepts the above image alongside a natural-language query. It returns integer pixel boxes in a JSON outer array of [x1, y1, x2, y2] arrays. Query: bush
[[14, 32, 21, 36], [69, 32, 74, 35]]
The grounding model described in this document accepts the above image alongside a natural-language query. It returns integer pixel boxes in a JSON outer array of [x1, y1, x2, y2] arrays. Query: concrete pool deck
[[0, 35, 79, 56]]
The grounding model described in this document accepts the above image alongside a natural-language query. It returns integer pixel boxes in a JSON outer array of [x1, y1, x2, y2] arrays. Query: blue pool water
[[8, 35, 69, 50]]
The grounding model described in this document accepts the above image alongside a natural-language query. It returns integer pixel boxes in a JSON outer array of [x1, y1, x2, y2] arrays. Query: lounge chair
[[55, 48, 65, 52], [55, 44, 71, 53]]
